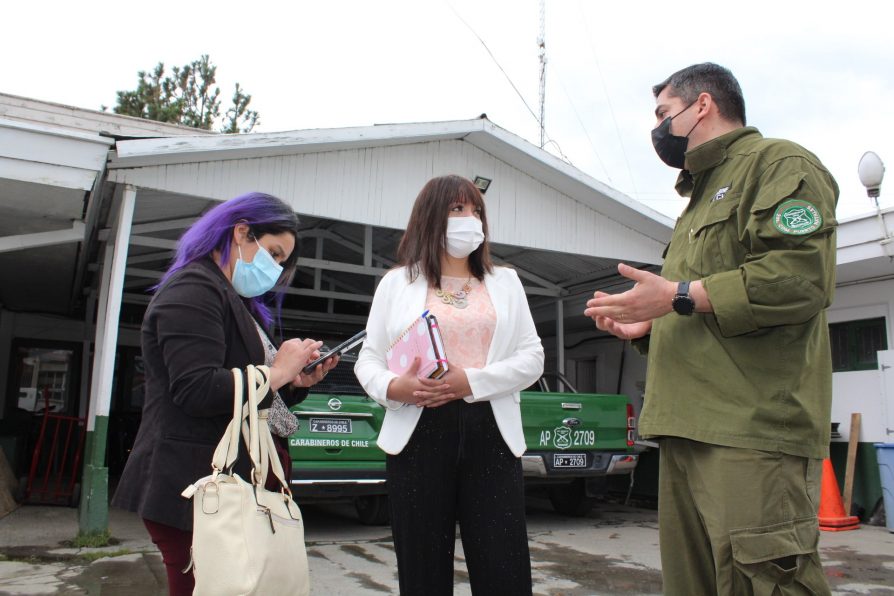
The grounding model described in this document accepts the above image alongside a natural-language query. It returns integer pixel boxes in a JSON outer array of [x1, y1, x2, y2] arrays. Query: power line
[[447, 1, 540, 126], [578, 0, 640, 198], [446, 0, 573, 165], [555, 71, 612, 184]]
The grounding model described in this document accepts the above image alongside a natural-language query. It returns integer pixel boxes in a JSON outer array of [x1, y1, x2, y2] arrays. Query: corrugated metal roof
[[0, 93, 216, 139]]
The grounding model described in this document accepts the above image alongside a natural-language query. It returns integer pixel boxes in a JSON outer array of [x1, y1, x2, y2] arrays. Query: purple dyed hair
[[158, 192, 300, 327]]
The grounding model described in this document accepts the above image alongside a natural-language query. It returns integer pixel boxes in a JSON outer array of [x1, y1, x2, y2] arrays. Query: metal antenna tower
[[538, 0, 547, 148]]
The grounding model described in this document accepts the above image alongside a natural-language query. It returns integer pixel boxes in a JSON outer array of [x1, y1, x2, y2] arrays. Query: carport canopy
[[2, 103, 677, 534], [105, 117, 674, 340]]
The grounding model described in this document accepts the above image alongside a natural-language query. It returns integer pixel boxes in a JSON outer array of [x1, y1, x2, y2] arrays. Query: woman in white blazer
[[355, 175, 544, 595]]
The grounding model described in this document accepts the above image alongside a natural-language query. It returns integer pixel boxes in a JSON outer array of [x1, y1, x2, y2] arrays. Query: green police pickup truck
[[288, 363, 637, 524]]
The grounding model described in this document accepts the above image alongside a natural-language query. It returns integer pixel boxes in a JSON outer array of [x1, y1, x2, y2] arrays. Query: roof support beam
[[70, 172, 108, 313], [522, 286, 564, 297], [130, 217, 198, 235], [492, 255, 566, 295], [125, 267, 163, 280], [121, 292, 368, 325], [124, 267, 374, 303], [129, 235, 178, 250], [127, 251, 174, 265], [282, 287, 373, 303], [313, 237, 323, 290], [295, 257, 388, 277], [300, 228, 396, 268], [121, 227, 557, 297], [0, 220, 85, 253], [98, 217, 198, 241], [363, 226, 373, 267], [320, 272, 370, 297]]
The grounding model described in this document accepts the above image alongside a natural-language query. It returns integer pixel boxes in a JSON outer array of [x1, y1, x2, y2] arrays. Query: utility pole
[[538, 0, 547, 148]]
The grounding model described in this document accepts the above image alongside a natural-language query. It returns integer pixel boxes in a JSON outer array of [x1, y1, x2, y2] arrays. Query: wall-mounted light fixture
[[473, 176, 492, 194]]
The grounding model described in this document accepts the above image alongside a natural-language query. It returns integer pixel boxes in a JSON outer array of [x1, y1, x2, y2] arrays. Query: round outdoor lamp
[[858, 151, 885, 203], [859, 151, 892, 256]]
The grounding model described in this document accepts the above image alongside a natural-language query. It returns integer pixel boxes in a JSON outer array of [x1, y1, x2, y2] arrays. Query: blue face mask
[[231, 240, 284, 298]]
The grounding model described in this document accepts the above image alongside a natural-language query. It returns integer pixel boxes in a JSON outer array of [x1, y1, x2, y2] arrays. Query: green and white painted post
[[556, 299, 565, 392], [79, 186, 135, 536]]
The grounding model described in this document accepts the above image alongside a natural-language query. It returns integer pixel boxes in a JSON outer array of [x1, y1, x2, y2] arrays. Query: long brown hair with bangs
[[397, 175, 493, 289]]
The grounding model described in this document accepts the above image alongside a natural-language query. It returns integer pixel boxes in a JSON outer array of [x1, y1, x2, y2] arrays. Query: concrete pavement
[[1, 500, 893, 595]]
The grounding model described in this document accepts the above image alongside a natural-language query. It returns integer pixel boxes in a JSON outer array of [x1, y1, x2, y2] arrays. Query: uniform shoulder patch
[[773, 199, 822, 235]]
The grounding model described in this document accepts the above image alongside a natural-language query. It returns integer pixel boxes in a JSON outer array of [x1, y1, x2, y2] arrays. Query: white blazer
[[354, 266, 544, 457]]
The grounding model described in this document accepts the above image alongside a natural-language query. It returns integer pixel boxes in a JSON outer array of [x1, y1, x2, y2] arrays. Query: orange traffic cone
[[817, 458, 860, 532]]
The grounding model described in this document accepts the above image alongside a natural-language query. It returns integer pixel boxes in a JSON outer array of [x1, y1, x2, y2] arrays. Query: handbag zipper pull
[[259, 505, 275, 534]]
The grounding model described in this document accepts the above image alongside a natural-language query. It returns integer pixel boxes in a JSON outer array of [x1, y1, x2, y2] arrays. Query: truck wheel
[[355, 495, 390, 526], [549, 479, 597, 517]]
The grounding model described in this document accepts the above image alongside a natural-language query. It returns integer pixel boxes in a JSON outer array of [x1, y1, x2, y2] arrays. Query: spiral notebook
[[386, 310, 449, 379]]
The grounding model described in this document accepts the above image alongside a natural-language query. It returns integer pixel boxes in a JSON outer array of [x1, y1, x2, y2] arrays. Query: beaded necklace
[[435, 277, 473, 309]]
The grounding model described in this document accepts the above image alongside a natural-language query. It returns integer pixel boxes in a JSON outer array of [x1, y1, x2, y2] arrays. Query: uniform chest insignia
[[711, 185, 731, 202], [773, 199, 823, 235]]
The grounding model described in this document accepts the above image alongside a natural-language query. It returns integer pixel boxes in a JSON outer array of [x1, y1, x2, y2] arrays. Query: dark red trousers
[[142, 437, 292, 595], [143, 519, 194, 596]]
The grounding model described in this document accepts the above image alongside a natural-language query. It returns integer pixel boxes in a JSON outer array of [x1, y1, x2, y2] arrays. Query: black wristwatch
[[672, 281, 695, 316]]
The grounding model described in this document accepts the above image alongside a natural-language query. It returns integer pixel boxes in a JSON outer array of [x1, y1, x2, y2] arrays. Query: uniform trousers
[[386, 399, 532, 596], [658, 437, 831, 595]]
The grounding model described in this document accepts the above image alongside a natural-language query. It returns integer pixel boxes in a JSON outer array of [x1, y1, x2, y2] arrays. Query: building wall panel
[[110, 139, 666, 263]]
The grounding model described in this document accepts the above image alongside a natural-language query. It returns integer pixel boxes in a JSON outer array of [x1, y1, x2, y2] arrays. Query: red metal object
[[24, 388, 87, 505]]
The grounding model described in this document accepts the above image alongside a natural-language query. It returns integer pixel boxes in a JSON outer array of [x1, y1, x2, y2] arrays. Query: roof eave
[[109, 119, 488, 169]]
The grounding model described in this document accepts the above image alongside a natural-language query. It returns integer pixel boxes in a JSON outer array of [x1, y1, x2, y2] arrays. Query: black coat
[[112, 257, 307, 531]]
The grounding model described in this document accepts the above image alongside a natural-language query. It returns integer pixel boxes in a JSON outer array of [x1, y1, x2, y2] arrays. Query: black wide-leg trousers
[[386, 400, 532, 596]]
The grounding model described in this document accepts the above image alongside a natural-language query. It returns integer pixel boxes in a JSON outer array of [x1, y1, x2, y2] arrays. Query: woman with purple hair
[[112, 192, 336, 595]]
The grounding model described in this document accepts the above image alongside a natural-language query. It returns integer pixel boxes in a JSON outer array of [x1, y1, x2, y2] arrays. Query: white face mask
[[445, 216, 485, 259]]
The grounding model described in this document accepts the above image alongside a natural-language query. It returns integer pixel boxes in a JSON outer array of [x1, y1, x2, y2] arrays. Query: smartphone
[[301, 330, 367, 375]]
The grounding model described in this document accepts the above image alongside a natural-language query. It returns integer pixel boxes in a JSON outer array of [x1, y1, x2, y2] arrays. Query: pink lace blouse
[[425, 276, 496, 380]]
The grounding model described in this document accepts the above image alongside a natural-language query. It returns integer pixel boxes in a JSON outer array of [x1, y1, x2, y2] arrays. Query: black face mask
[[651, 101, 699, 169]]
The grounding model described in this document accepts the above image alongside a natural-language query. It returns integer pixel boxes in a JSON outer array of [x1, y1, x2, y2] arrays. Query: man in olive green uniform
[[585, 63, 838, 595]]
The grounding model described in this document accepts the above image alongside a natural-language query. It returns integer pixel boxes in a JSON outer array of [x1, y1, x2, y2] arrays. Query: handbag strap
[[245, 365, 263, 484], [262, 417, 290, 492], [211, 367, 245, 473], [243, 365, 291, 493]]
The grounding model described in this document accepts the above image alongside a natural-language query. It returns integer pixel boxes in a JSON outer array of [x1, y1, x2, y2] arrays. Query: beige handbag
[[181, 365, 310, 596]]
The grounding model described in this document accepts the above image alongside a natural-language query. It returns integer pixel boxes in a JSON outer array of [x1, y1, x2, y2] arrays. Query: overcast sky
[[4, 0, 893, 221]]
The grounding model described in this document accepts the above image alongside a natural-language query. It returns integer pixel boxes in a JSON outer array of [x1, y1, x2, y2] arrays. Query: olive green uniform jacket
[[637, 127, 839, 459]]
